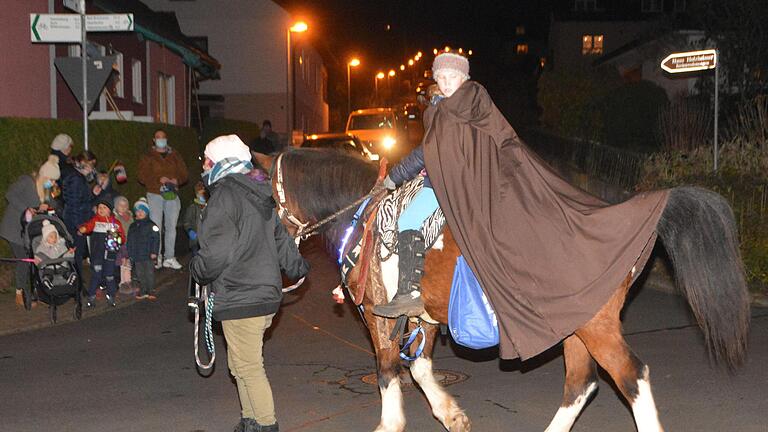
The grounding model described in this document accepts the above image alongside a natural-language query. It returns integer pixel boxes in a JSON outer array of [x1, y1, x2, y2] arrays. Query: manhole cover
[[361, 369, 469, 388]]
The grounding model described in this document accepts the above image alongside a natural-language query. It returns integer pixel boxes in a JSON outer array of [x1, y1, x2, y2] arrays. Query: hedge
[[0, 117, 202, 258]]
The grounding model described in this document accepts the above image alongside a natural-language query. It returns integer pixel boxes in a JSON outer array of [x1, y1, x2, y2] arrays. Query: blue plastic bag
[[448, 256, 499, 349]]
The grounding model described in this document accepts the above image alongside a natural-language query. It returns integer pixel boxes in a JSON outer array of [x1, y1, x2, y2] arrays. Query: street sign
[[54, 56, 116, 114], [86, 14, 134, 32], [30, 14, 81, 43], [63, 0, 84, 14], [660, 49, 717, 73]]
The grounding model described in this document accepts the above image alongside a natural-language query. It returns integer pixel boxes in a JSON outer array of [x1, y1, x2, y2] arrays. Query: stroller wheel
[[74, 301, 82, 320]]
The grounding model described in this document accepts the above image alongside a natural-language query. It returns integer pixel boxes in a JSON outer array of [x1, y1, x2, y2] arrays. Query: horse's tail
[[656, 186, 750, 369]]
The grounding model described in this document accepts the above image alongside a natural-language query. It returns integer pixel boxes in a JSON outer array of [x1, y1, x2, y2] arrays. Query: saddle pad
[[376, 176, 446, 260]]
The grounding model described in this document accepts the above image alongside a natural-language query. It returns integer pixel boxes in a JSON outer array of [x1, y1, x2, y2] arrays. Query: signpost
[[30, 1, 134, 151], [661, 49, 720, 171]]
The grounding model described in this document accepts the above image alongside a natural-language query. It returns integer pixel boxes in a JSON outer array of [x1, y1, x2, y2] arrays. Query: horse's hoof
[[447, 412, 471, 432]]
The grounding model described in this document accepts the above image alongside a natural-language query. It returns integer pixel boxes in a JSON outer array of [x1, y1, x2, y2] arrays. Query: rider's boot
[[373, 229, 426, 318]]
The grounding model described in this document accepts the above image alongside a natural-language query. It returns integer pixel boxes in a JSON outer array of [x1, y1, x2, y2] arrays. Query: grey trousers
[[132, 260, 155, 295]]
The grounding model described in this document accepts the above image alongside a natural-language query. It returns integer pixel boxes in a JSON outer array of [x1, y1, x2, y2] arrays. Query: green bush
[[0, 117, 201, 258], [601, 80, 668, 151], [201, 117, 261, 147]]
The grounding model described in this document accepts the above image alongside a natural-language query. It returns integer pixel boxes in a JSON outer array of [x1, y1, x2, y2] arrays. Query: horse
[[255, 148, 750, 432]]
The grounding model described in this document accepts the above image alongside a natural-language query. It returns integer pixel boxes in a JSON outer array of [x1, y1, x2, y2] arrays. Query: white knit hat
[[432, 52, 470, 79], [38, 155, 61, 180], [41, 220, 59, 241], [204, 134, 252, 163], [50, 134, 73, 151]]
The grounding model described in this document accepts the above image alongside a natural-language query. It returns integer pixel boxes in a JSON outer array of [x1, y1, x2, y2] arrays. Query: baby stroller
[[22, 214, 82, 323]]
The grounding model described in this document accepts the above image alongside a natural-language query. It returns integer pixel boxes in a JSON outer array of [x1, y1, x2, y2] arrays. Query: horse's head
[[269, 148, 380, 240]]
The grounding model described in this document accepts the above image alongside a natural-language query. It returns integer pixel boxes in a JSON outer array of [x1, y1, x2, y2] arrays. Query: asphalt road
[[1, 237, 767, 432]]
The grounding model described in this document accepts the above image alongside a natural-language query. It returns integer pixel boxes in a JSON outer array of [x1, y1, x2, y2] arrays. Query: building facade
[[0, 0, 219, 126], [142, 0, 329, 137]]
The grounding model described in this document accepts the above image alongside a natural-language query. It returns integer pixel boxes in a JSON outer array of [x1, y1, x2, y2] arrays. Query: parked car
[[345, 108, 408, 162], [301, 133, 377, 161]]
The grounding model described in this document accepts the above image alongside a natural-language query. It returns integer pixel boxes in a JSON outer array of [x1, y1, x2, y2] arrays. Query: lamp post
[[387, 69, 396, 107], [286, 21, 308, 139], [375, 71, 385, 101], [347, 58, 361, 117]]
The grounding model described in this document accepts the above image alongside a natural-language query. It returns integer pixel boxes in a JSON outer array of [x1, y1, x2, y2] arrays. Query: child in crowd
[[182, 181, 207, 255], [128, 198, 160, 300], [34, 220, 75, 287], [78, 199, 125, 307], [113, 196, 134, 294]]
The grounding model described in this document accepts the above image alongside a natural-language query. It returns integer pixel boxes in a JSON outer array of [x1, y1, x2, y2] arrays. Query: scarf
[[204, 157, 254, 186]]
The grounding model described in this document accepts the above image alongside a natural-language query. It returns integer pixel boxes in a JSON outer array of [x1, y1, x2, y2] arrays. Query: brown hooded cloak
[[423, 81, 669, 360]]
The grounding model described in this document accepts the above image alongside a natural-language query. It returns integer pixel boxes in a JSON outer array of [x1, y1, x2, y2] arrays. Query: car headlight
[[368, 153, 380, 161], [382, 136, 396, 149]]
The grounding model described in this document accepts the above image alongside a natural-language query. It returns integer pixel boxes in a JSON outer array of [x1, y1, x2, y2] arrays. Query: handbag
[[447, 255, 499, 349]]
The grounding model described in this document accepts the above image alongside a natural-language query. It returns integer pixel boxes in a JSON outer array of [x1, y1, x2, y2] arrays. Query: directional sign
[[63, 0, 84, 14], [30, 14, 81, 43], [54, 56, 116, 114], [86, 14, 134, 32], [661, 49, 717, 73]]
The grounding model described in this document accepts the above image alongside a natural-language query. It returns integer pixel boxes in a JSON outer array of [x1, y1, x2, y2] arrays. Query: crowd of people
[[1, 129, 196, 308]]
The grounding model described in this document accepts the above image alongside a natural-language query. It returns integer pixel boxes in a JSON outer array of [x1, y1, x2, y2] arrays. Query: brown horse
[[256, 148, 750, 432]]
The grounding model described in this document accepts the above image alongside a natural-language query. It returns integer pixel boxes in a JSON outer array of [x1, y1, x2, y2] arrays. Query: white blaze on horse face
[[375, 378, 405, 432], [632, 366, 664, 432], [544, 382, 598, 432], [411, 358, 467, 430]]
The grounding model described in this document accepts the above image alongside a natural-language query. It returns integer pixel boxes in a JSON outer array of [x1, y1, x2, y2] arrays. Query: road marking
[[288, 312, 375, 356]]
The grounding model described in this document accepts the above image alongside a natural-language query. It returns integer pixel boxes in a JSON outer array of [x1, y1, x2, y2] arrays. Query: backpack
[[448, 255, 499, 350]]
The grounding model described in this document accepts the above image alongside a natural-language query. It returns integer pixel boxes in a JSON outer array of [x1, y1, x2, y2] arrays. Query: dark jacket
[[182, 202, 204, 248], [50, 150, 77, 183], [127, 218, 160, 262], [389, 145, 430, 188], [190, 173, 309, 321], [62, 171, 94, 231], [1, 175, 40, 245]]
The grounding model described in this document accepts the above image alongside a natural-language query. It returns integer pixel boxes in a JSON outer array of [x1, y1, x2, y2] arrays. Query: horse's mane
[[281, 148, 378, 236]]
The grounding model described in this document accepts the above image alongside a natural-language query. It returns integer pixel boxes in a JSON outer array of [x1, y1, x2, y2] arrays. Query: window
[[673, 0, 686, 12], [516, 44, 529, 55], [157, 73, 175, 124], [131, 59, 142, 103], [582, 34, 604, 55], [641, 0, 663, 12], [573, 0, 604, 11], [113, 51, 124, 98], [68, 44, 81, 57]]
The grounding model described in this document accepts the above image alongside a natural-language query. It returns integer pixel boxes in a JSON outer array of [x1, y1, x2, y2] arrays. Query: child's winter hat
[[113, 195, 129, 210], [50, 134, 73, 151], [133, 198, 150, 216], [432, 52, 470, 79], [41, 220, 59, 240], [38, 155, 61, 180], [96, 198, 113, 212]]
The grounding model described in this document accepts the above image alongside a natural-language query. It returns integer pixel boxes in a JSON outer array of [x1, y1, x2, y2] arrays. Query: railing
[[520, 128, 646, 191]]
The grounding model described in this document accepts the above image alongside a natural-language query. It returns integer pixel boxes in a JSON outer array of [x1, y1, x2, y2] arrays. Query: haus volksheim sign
[[660, 49, 717, 73]]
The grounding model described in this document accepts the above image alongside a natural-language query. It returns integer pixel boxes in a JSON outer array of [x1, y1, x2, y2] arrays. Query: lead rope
[[192, 290, 216, 370]]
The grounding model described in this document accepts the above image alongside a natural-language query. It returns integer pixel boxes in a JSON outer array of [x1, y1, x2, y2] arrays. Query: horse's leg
[[374, 344, 406, 432], [544, 335, 598, 432], [409, 324, 471, 432], [575, 277, 664, 432]]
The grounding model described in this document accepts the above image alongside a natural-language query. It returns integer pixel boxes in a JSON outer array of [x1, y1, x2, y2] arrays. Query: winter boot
[[373, 230, 426, 318]]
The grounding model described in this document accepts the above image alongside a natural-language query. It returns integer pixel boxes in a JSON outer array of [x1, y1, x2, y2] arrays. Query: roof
[[93, 0, 221, 79], [351, 108, 394, 115]]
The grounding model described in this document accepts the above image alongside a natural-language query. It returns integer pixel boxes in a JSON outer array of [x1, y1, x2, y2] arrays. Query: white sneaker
[[162, 257, 183, 270]]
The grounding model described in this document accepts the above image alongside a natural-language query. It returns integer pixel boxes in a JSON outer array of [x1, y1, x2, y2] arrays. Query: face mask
[[154, 138, 168, 149], [43, 180, 54, 189]]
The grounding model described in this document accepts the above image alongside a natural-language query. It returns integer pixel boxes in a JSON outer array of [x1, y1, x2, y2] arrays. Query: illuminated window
[[582, 34, 604, 55], [516, 44, 529, 55]]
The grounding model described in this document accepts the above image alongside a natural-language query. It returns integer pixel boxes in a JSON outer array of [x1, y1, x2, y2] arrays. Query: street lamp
[[386, 69, 395, 107], [286, 20, 308, 137], [347, 58, 361, 117], [375, 71, 385, 100]]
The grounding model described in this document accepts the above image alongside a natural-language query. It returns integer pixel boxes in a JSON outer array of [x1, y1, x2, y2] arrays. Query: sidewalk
[[0, 256, 190, 337]]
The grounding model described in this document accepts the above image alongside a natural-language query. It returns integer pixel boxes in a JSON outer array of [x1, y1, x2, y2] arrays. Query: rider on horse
[[372, 52, 469, 318]]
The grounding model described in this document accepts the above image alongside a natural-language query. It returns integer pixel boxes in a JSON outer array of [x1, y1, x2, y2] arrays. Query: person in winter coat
[[63, 151, 98, 271], [182, 181, 207, 255], [191, 135, 309, 432], [34, 220, 75, 288], [137, 129, 189, 270], [1, 156, 61, 306], [127, 198, 159, 300], [372, 68, 455, 318], [49, 133, 77, 184], [113, 196, 134, 292], [78, 199, 125, 307]]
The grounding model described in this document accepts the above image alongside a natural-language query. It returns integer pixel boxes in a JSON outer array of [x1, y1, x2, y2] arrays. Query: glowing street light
[[400, 64, 405, 71], [468, 49, 473, 56], [408, 59, 414, 66], [433, 48, 438, 55], [374, 71, 385, 99], [290, 21, 308, 33], [347, 58, 361, 116], [388, 69, 396, 77], [287, 20, 309, 133]]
